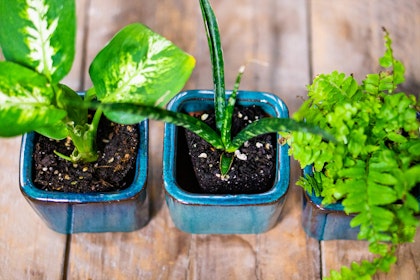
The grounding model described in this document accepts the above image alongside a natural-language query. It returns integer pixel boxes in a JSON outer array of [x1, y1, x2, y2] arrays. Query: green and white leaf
[[0, 61, 66, 137], [89, 23, 195, 123], [199, 0, 226, 132], [0, 0, 75, 82], [98, 102, 224, 149], [227, 117, 334, 152]]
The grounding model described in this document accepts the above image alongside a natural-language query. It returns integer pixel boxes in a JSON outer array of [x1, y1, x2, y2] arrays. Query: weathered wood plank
[[311, 0, 420, 279], [0, 138, 67, 279], [61, 0, 90, 90], [0, 1, 91, 278], [311, 0, 420, 95], [67, 0, 321, 279]]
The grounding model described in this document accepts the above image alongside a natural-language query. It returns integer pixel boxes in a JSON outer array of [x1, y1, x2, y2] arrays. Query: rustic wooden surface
[[0, 0, 419, 279]]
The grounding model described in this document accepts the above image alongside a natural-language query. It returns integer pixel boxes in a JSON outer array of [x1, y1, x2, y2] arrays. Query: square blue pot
[[301, 166, 420, 240], [301, 167, 359, 240], [163, 90, 290, 234], [19, 121, 150, 234], [302, 192, 359, 241]]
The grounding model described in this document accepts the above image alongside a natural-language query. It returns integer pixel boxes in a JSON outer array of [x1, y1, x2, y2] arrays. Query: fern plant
[[286, 30, 420, 279]]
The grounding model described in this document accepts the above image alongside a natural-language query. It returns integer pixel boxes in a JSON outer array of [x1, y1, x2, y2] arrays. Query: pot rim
[[163, 89, 290, 206], [19, 121, 148, 204]]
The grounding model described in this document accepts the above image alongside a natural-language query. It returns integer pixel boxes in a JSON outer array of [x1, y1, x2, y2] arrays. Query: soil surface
[[33, 117, 139, 193], [182, 105, 277, 194]]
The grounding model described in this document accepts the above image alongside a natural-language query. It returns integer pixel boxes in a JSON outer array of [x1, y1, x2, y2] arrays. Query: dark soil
[[181, 105, 277, 194], [32, 117, 139, 193]]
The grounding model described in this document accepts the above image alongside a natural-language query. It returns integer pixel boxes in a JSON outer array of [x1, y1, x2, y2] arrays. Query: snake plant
[[98, 0, 331, 175]]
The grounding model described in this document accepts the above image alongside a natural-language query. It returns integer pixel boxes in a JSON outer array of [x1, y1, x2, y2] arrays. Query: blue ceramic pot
[[163, 90, 290, 234], [301, 112, 420, 240], [301, 166, 420, 240], [19, 121, 149, 234], [301, 167, 358, 240]]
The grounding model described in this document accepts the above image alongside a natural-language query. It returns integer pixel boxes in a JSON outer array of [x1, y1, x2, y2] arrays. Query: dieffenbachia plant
[[97, 0, 332, 175], [286, 30, 420, 279], [0, 0, 195, 163]]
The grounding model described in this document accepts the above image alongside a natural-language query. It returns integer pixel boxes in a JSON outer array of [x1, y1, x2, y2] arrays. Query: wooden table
[[1, 1, 419, 279]]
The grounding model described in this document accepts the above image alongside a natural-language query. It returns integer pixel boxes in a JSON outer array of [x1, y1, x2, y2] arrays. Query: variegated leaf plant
[[0, 0, 195, 162], [96, 0, 333, 175]]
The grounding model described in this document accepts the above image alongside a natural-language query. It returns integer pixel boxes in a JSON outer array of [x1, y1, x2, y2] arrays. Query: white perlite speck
[[198, 153, 208, 158], [201, 113, 209, 121], [235, 150, 247, 161], [256, 142, 263, 148]]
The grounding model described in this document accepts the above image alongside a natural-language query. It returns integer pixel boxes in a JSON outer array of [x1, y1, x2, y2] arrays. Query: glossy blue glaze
[[301, 166, 359, 240], [19, 121, 149, 234], [301, 111, 420, 240], [301, 166, 420, 240], [163, 90, 290, 234]]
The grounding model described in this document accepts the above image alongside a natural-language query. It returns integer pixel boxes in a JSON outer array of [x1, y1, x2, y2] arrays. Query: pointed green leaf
[[99, 102, 224, 150], [0, 0, 76, 82], [220, 152, 234, 176], [221, 66, 244, 146], [89, 23, 195, 123], [199, 0, 225, 132], [0, 61, 66, 137], [227, 117, 334, 152]]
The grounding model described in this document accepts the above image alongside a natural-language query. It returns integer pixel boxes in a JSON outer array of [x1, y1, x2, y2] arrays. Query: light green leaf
[[368, 171, 398, 186], [367, 183, 397, 205], [90, 23, 195, 123], [0, 0, 76, 82], [0, 61, 66, 136], [371, 206, 394, 231], [35, 122, 67, 140]]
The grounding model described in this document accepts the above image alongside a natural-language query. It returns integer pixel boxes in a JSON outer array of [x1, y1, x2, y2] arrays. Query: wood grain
[[67, 0, 321, 279], [0, 137, 67, 279], [0, 0, 419, 279], [0, 1, 89, 278]]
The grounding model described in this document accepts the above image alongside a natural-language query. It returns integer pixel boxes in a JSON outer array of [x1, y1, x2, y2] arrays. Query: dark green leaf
[[227, 117, 334, 152], [199, 0, 225, 132], [99, 102, 224, 150], [220, 152, 234, 176]]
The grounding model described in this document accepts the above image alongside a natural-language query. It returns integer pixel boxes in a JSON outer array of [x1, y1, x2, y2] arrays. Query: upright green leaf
[[199, 0, 226, 133], [0, 0, 76, 82], [220, 66, 244, 146], [89, 23, 195, 123], [0, 61, 66, 137]]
